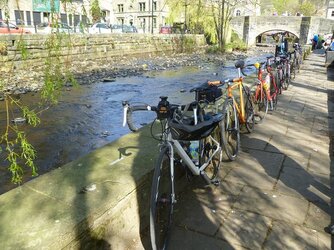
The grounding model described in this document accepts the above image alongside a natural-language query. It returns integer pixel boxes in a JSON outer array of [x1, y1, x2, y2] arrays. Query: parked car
[[159, 26, 172, 34], [37, 22, 73, 34], [111, 24, 138, 33], [89, 23, 111, 34], [0, 20, 31, 34]]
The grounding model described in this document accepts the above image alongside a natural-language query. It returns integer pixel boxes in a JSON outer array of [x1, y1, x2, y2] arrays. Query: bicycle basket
[[168, 113, 222, 141], [195, 84, 222, 103]]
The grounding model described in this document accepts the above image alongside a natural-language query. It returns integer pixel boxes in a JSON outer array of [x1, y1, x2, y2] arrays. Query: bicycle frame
[[226, 77, 248, 124], [162, 125, 222, 203]]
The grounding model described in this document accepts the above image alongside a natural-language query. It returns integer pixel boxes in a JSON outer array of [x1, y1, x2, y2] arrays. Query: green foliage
[[206, 45, 220, 53], [0, 0, 78, 185], [225, 31, 247, 51], [17, 40, 29, 60], [273, 0, 298, 15], [166, 0, 238, 48], [0, 41, 7, 55], [90, 0, 102, 23], [299, 1, 316, 16]]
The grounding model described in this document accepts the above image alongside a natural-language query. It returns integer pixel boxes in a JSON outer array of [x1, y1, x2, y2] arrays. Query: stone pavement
[[156, 51, 334, 249]]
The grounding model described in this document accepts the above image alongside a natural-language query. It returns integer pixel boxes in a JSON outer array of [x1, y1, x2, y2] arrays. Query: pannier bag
[[195, 85, 222, 103]]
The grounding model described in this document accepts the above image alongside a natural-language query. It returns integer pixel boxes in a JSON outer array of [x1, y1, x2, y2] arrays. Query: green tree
[[166, 0, 242, 49], [273, 0, 298, 15], [299, 1, 316, 16], [90, 0, 102, 23]]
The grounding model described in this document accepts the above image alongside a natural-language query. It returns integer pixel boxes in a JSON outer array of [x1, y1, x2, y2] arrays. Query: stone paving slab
[[233, 186, 309, 225], [216, 210, 271, 249], [263, 221, 331, 250]]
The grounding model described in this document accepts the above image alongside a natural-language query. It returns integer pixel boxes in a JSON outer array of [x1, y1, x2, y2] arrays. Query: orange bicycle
[[208, 60, 255, 161]]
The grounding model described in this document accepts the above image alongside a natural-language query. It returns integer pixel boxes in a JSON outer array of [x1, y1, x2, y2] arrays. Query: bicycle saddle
[[235, 60, 245, 69]]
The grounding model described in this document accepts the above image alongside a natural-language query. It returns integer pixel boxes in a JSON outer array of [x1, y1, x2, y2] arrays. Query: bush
[[225, 40, 247, 52], [0, 42, 8, 55], [228, 31, 247, 51], [206, 45, 221, 53]]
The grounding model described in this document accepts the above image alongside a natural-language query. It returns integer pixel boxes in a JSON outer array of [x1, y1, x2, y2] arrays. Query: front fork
[[165, 142, 177, 205]]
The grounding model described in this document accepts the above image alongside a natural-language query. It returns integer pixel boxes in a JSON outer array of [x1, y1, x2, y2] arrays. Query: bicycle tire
[[270, 75, 279, 110], [253, 85, 268, 123], [272, 92, 278, 110], [150, 146, 173, 250], [275, 70, 283, 94], [244, 86, 255, 133], [284, 63, 291, 90], [291, 59, 296, 80], [199, 126, 222, 179], [221, 98, 240, 161]]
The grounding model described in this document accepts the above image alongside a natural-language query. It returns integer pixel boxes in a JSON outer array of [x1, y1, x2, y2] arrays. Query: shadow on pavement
[[246, 137, 333, 248], [326, 65, 334, 248]]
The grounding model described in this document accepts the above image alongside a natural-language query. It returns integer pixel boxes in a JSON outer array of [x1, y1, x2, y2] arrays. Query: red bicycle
[[253, 56, 279, 123]]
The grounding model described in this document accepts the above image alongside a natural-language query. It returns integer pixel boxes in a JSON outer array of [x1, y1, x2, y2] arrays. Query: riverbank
[[0, 44, 274, 96]]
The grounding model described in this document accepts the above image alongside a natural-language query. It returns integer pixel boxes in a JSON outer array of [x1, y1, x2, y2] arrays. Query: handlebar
[[122, 101, 156, 132], [122, 97, 200, 132]]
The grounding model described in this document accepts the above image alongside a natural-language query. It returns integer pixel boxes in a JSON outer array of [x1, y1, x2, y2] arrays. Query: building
[[0, 0, 93, 26], [234, 0, 261, 17], [327, 0, 334, 20], [111, 1, 169, 33]]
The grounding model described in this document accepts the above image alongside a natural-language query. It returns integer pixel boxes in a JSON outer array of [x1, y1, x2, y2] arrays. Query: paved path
[[149, 51, 334, 249]]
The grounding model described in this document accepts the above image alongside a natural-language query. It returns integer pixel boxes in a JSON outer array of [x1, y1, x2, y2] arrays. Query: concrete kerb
[[0, 125, 164, 249]]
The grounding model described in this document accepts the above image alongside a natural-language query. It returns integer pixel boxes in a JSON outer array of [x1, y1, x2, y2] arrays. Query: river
[[0, 51, 272, 194]]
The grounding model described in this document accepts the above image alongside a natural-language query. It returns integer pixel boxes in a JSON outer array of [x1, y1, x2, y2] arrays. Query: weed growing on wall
[[0, 1, 77, 184]]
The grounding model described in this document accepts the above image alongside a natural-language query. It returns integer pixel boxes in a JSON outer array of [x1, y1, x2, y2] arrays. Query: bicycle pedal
[[211, 179, 220, 186]]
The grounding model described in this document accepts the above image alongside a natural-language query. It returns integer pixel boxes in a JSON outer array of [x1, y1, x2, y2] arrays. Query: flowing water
[[0, 53, 271, 194]]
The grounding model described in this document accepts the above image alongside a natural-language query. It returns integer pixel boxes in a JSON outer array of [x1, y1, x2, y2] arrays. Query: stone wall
[[0, 33, 206, 92]]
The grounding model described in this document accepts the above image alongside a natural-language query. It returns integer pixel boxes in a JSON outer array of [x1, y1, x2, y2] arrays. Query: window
[[331, 11, 334, 17], [153, 2, 157, 11], [14, 10, 24, 25], [139, 2, 146, 12], [118, 4, 124, 13], [74, 14, 80, 26], [69, 14, 73, 26], [117, 18, 124, 25], [61, 13, 67, 24], [33, 11, 41, 25], [26, 11, 32, 25], [153, 17, 157, 28], [0, 9, 2, 20], [236, 10, 241, 16]]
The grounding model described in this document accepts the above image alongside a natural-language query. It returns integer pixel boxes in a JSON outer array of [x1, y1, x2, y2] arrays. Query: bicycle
[[122, 96, 224, 250], [291, 43, 303, 79], [275, 53, 291, 91], [252, 56, 280, 121], [252, 61, 270, 123], [208, 60, 255, 161]]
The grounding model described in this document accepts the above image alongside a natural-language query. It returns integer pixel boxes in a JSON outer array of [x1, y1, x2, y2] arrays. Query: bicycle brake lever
[[123, 105, 128, 127]]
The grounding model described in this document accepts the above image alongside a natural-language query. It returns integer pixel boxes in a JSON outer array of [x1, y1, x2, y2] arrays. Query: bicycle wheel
[[272, 92, 278, 110], [200, 126, 222, 179], [221, 98, 240, 161], [281, 66, 288, 90], [150, 146, 173, 250], [291, 59, 296, 79], [284, 64, 291, 90], [253, 86, 268, 123], [275, 70, 283, 94], [244, 86, 255, 133]]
